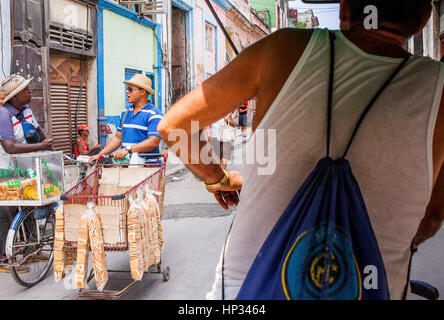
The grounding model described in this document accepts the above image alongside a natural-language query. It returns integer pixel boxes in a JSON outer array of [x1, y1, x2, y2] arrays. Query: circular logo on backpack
[[281, 225, 361, 300]]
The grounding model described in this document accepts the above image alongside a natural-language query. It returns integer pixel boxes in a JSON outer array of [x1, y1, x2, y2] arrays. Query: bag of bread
[[64, 251, 74, 274], [136, 190, 150, 271], [127, 196, 144, 281], [87, 203, 108, 292], [54, 205, 65, 282], [143, 187, 161, 264], [74, 204, 91, 289]]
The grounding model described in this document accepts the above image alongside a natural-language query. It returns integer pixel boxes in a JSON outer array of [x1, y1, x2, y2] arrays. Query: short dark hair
[[348, 0, 431, 36]]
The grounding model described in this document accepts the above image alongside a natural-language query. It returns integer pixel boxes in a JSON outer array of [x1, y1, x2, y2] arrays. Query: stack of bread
[[54, 206, 66, 281], [127, 197, 144, 281], [74, 203, 108, 291], [88, 209, 108, 291], [144, 191, 162, 265], [75, 212, 89, 288], [128, 189, 163, 278]]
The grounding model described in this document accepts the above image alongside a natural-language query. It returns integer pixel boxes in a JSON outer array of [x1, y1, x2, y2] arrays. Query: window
[[205, 23, 214, 52]]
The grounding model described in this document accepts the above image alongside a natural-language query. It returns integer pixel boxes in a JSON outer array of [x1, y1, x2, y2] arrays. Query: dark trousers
[[0, 206, 17, 258]]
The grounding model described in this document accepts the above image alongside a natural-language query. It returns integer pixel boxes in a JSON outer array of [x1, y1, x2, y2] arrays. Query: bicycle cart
[[0, 151, 64, 287], [60, 153, 169, 299]]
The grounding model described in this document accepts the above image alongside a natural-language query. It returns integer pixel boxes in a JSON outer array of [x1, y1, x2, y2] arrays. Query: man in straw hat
[[89, 73, 163, 165], [0, 74, 54, 272]]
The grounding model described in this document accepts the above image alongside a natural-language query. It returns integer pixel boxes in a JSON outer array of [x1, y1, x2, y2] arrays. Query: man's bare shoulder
[[261, 28, 314, 54]]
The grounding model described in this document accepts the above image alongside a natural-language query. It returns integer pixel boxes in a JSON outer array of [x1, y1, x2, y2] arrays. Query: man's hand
[[93, 144, 101, 150], [39, 139, 53, 150], [89, 153, 103, 164], [114, 148, 128, 160], [206, 171, 243, 210]]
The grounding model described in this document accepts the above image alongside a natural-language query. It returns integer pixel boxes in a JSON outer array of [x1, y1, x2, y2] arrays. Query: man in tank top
[[158, 0, 444, 299]]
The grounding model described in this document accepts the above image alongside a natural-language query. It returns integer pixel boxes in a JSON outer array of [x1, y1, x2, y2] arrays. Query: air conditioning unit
[[118, 0, 166, 15]]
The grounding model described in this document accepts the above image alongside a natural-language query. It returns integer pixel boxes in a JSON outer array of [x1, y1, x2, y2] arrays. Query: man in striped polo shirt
[[90, 74, 163, 165]]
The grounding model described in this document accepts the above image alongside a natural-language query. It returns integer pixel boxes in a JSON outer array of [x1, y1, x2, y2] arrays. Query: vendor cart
[[0, 151, 64, 287], [60, 153, 169, 299]]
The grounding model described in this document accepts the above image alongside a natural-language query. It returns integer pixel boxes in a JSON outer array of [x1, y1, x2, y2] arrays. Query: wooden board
[[98, 167, 160, 196], [117, 168, 160, 187], [64, 204, 121, 244]]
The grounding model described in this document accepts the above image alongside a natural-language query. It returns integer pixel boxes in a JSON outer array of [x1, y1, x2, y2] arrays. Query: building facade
[[97, 0, 163, 146], [0, 0, 11, 84], [408, 0, 441, 60], [249, 0, 290, 32]]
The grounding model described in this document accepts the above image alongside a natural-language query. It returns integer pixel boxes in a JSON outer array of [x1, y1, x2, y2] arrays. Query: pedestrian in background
[[207, 118, 234, 169], [73, 124, 102, 158], [238, 101, 249, 138]]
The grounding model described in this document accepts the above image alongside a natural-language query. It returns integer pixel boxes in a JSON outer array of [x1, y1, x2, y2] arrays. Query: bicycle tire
[[9, 209, 55, 288]]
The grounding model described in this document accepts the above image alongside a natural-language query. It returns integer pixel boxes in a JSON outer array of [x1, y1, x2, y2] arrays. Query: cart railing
[[60, 153, 167, 252]]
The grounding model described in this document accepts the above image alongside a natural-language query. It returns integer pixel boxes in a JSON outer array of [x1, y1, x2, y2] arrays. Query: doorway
[[171, 6, 188, 107]]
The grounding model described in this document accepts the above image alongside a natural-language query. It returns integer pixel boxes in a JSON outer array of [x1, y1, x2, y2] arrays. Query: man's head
[[340, 0, 432, 38], [0, 74, 33, 109], [123, 74, 155, 105]]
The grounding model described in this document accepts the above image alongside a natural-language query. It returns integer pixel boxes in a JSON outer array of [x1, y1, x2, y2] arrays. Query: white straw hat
[[123, 74, 155, 94], [0, 74, 33, 103]]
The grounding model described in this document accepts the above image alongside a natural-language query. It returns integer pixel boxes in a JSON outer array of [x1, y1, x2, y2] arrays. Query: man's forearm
[[100, 135, 121, 155], [132, 137, 161, 154], [4, 142, 46, 154], [163, 130, 225, 184]]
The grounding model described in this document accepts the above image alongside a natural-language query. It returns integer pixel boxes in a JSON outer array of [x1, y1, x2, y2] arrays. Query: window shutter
[[50, 55, 88, 158], [50, 83, 71, 155]]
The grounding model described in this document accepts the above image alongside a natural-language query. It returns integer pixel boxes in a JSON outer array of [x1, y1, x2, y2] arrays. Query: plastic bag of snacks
[[74, 206, 90, 289], [127, 195, 144, 281], [54, 205, 66, 282], [144, 186, 163, 264], [88, 206, 108, 291], [75, 202, 108, 291], [136, 189, 150, 271]]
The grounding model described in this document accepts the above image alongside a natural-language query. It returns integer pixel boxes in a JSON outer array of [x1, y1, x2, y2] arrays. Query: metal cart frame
[[61, 153, 169, 299]]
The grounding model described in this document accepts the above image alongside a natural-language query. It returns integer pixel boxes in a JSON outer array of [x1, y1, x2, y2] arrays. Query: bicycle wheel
[[8, 208, 55, 288]]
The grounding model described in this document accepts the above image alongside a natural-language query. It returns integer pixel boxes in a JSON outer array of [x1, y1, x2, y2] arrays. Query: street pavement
[[0, 128, 443, 300]]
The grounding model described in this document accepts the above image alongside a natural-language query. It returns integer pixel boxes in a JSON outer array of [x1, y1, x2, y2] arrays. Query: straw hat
[[123, 74, 155, 94], [0, 74, 33, 103]]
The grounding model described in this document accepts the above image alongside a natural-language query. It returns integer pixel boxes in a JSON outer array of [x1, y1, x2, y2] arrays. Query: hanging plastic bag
[[144, 186, 161, 264], [136, 189, 150, 271], [54, 205, 66, 282], [127, 195, 144, 281], [146, 186, 163, 251], [75, 204, 91, 289], [87, 204, 108, 291]]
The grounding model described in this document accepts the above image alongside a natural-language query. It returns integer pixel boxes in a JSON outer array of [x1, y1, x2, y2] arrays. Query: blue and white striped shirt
[[117, 103, 163, 163]]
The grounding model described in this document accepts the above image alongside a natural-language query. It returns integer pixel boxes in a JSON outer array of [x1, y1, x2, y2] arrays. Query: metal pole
[[204, 0, 239, 56]]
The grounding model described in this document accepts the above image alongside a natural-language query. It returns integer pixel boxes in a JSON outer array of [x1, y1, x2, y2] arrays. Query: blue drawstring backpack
[[17, 111, 40, 144], [233, 32, 409, 300]]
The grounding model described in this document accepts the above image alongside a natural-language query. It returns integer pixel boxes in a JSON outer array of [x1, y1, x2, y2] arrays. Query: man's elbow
[[1, 142, 15, 154]]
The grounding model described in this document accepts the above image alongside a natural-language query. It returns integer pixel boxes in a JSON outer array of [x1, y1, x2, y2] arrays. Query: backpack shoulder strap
[[120, 108, 130, 142]]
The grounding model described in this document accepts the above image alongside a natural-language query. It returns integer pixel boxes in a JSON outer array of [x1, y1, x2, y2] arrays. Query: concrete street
[[0, 128, 443, 300]]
